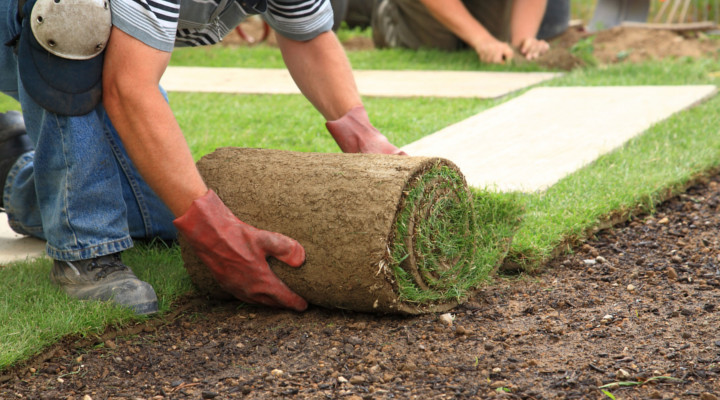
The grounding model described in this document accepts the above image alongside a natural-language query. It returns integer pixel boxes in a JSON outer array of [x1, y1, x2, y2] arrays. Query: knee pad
[[17, 0, 111, 116]]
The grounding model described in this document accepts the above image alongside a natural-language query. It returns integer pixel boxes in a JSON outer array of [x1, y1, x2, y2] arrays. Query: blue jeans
[[0, 0, 177, 261]]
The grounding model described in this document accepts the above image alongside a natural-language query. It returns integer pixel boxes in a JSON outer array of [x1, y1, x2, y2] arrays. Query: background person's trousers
[[367, 0, 570, 50]]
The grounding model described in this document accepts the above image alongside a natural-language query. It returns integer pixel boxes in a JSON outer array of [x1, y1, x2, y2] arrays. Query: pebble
[[201, 391, 219, 399], [82, 396, 93, 400], [338, 376, 348, 383], [455, 325, 467, 336], [349, 375, 366, 384], [438, 313, 454, 326], [490, 380, 509, 389], [658, 217, 670, 224], [616, 368, 631, 380], [701, 394, 719, 400], [627, 284, 635, 291], [104, 340, 116, 349], [347, 336, 363, 346], [583, 259, 596, 266], [666, 267, 679, 280], [595, 256, 607, 264], [270, 369, 283, 377]]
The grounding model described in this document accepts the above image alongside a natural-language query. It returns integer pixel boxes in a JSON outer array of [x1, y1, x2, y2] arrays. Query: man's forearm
[[103, 28, 207, 217], [276, 31, 361, 121]]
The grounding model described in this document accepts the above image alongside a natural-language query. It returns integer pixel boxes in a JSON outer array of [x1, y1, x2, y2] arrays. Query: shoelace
[[89, 255, 129, 280]]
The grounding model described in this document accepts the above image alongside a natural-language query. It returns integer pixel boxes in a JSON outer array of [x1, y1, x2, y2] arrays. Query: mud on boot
[[51, 253, 159, 315], [0, 111, 34, 208]]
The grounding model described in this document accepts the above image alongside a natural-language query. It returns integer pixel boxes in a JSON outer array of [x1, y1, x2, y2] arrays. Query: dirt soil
[[3, 26, 720, 400], [2, 176, 720, 400]]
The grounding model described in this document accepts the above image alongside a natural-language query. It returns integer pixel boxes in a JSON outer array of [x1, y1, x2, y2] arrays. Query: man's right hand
[[473, 39, 515, 64], [174, 190, 308, 312]]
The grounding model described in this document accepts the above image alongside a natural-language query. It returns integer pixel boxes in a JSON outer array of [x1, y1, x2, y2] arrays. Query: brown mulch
[[2, 26, 720, 400]]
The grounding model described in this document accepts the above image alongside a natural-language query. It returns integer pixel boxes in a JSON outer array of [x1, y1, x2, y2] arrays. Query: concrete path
[[401, 85, 717, 192], [161, 67, 561, 98], [0, 213, 45, 264]]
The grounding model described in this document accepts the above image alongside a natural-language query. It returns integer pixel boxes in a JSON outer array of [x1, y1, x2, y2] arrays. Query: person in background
[[332, 0, 570, 64]]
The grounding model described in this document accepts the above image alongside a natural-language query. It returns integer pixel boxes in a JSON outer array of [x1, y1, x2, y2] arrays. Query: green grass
[[2, 24, 720, 370], [0, 243, 194, 370], [390, 165, 481, 303]]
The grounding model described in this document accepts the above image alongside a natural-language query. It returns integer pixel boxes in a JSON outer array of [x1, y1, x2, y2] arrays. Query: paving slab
[[161, 67, 561, 98], [401, 85, 718, 192], [0, 213, 46, 264]]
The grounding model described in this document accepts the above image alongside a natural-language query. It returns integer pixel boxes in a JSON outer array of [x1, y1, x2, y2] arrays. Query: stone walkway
[[161, 67, 561, 98], [401, 85, 717, 191], [0, 214, 45, 263]]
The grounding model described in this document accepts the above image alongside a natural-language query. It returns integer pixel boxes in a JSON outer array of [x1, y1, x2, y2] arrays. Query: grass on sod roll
[[391, 165, 479, 303], [1, 37, 720, 370]]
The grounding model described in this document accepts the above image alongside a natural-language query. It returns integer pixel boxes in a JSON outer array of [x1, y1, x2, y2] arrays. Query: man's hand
[[174, 190, 308, 312], [473, 38, 515, 64], [326, 106, 407, 155], [517, 37, 550, 60]]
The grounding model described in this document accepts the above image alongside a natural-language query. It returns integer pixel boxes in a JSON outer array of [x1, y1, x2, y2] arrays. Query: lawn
[[1, 22, 720, 371]]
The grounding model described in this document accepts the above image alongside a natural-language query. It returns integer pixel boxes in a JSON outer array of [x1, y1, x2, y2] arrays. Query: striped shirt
[[110, 0, 333, 52]]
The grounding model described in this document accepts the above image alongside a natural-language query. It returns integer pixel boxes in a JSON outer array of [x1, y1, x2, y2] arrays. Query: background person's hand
[[517, 37, 550, 60], [473, 39, 515, 64], [174, 190, 308, 311]]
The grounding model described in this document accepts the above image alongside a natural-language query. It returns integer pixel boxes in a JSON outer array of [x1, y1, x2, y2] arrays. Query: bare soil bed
[[2, 27, 720, 400], [3, 173, 720, 399]]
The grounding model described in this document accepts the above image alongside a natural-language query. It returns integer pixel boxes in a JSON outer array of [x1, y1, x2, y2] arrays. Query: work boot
[[0, 111, 33, 207], [51, 253, 159, 315]]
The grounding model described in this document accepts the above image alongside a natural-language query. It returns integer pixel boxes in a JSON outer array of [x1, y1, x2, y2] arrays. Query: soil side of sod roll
[[180, 148, 480, 314]]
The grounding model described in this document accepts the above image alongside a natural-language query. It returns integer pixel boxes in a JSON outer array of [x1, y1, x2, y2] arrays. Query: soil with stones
[[4, 177, 720, 400], [3, 27, 720, 400]]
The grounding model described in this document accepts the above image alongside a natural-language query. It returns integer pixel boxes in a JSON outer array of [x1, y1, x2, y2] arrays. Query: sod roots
[[180, 148, 483, 314]]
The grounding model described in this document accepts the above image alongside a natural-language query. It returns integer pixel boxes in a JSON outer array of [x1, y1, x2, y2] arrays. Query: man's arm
[[276, 31, 405, 155], [102, 27, 206, 216], [102, 27, 308, 311], [275, 31, 360, 121], [419, 0, 513, 64]]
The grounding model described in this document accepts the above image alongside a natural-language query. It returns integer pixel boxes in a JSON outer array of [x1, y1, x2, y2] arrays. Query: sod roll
[[180, 147, 479, 314]]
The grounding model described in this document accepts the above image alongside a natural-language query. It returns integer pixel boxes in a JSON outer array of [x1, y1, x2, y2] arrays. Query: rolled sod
[[180, 147, 481, 314]]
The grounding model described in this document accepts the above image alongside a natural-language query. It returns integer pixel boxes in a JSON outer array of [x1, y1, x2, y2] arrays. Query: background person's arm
[[510, 0, 550, 60]]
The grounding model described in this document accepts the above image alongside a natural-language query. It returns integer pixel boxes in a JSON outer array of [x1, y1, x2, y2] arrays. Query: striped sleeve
[[263, 0, 333, 41], [110, 0, 181, 52]]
